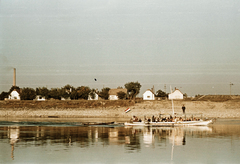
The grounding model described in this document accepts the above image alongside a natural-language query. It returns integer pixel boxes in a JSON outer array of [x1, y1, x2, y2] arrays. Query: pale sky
[[1, 0, 240, 96]]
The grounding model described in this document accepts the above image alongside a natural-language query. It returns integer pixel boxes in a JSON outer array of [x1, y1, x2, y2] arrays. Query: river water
[[0, 118, 240, 164]]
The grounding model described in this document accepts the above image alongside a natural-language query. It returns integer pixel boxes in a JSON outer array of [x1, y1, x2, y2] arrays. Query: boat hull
[[124, 120, 213, 127], [175, 120, 213, 126], [146, 122, 175, 127]]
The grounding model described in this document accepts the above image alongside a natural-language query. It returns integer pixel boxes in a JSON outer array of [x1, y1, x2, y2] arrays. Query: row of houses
[[87, 88, 183, 101], [7, 88, 184, 101], [142, 88, 183, 100]]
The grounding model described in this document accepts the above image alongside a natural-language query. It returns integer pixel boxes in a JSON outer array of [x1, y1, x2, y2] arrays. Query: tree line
[[0, 81, 168, 100]]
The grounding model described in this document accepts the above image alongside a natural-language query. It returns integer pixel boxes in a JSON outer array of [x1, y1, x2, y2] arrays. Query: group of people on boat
[[130, 115, 201, 123], [131, 116, 142, 122], [129, 104, 205, 123]]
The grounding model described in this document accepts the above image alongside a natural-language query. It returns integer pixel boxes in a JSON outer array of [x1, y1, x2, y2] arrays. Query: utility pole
[[230, 82, 234, 96], [164, 84, 166, 93]]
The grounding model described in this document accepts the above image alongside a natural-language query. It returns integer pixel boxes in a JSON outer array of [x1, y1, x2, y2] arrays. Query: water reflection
[[1, 125, 213, 157], [0, 119, 240, 163], [8, 126, 19, 160]]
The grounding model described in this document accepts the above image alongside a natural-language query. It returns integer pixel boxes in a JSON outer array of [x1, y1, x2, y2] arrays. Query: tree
[[75, 86, 91, 100], [59, 88, 70, 99], [99, 87, 110, 100], [183, 93, 188, 98], [117, 91, 127, 100], [20, 87, 36, 100], [59, 84, 74, 99], [8, 86, 20, 94], [36, 87, 49, 99], [62, 84, 73, 91], [49, 88, 61, 100], [0, 91, 8, 100], [70, 89, 78, 100], [156, 89, 167, 98], [124, 82, 141, 100]]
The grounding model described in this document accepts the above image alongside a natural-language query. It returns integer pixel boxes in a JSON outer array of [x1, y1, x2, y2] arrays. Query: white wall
[[109, 95, 118, 100], [8, 91, 20, 100], [88, 93, 99, 100], [168, 90, 183, 99], [143, 90, 155, 100], [35, 95, 46, 101]]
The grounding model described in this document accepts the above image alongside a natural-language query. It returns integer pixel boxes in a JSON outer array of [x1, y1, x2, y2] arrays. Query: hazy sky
[[1, 0, 240, 96]]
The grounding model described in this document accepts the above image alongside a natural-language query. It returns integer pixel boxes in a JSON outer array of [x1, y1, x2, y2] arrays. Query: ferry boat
[[124, 86, 213, 127], [124, 118, 213, 127]]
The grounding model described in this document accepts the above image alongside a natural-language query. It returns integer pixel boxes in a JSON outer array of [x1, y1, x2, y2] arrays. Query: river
[[0, 118, 240, 164]]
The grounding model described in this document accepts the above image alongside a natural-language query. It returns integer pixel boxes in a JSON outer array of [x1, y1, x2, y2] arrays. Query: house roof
[[143, 89, 154, 95], [109, 88, 127, 95], [11, 89, 20, 94], [171, 89, 183, 95]]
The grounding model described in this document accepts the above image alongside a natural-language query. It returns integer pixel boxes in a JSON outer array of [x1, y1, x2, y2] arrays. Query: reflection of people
[[182, 136, 186, 145], [182, 105, 186, 114]]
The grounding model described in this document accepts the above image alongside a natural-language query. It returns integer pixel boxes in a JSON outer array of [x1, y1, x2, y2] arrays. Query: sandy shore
[[1, 100, 240, 119]]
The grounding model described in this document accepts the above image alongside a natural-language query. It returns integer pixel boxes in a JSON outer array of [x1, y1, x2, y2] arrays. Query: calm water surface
[[0, 118, 240, 164]]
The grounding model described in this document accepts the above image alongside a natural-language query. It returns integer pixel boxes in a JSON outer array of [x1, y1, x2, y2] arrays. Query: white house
[[35, 95, 46, 101], [8, 90, 20, 100], [88, 93, 99, 100], [61, 97, 71, 100], [168, 88, 183, 100], [109, 88, 127, 100], [143, 89, 155, 100]]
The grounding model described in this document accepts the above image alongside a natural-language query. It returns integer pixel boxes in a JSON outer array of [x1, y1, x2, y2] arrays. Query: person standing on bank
[[182, 105, 186, 114]]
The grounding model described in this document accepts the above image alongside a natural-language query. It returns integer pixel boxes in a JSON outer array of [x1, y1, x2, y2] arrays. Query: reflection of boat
[[183, 126, 212, 132]]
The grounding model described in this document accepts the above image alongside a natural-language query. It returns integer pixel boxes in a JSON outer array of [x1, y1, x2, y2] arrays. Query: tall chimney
[[13, 68, 16, 86]]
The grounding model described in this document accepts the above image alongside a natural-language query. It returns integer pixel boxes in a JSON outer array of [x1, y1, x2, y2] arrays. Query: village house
[[168, 88, 183, 100], [35, 95, 46, 101], [143, 89, 155, 100], [88, 92, 99, 100], [61, 97, 71, 100], [8, 89, 21, 100], [108, 88, 127, 100]]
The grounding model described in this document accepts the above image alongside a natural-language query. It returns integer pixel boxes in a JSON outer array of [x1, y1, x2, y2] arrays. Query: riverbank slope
[[0, 100, 240, 119]]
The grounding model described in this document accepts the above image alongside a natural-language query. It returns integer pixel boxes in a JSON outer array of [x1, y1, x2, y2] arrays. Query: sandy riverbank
[[1, 100, 240, 119]]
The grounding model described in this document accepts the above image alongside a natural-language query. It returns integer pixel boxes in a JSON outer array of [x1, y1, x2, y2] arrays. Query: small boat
[[83, 122, 115, 126], [83, 122, 124, 127]]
